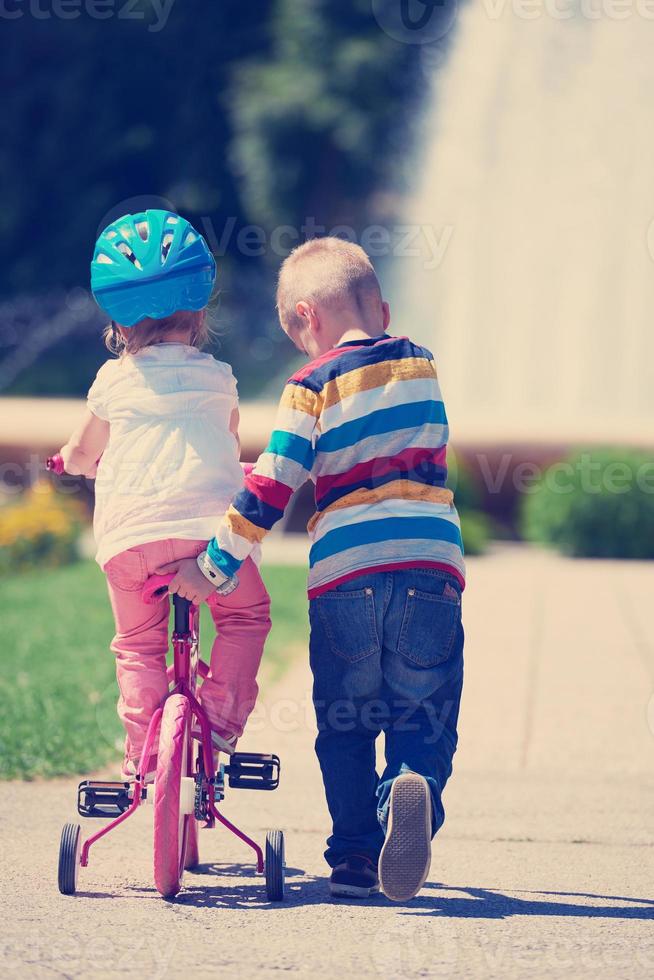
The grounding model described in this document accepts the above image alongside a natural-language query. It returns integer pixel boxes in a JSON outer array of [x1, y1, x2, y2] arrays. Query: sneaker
[[329, 855, 380, 899], [378, 772, 432, 902], [120, 758, 156, 785], [191, 726, 237, 756]]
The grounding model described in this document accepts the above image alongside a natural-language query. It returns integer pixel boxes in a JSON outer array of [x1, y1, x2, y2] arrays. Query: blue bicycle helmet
[[90, 209, 216, 327]]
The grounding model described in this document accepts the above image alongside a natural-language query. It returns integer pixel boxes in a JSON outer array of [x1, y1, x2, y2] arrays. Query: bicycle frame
[[80, 592, 264, 872]]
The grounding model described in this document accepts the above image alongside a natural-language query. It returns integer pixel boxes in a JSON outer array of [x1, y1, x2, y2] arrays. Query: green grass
[[0, 560, 308, 780]]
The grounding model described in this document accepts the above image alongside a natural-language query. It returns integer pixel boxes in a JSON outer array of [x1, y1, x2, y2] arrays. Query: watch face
[[216, 575, 239, 596]]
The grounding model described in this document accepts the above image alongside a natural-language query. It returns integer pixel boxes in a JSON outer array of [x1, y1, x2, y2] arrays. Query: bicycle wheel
[[153, 694, 192, 898]]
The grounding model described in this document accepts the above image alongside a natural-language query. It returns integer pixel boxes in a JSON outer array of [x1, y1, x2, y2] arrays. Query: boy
[[160, 238, 465, 902]]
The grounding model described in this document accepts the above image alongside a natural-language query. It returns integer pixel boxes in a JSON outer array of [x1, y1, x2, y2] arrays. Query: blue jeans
[[309, 568, 464, 867]]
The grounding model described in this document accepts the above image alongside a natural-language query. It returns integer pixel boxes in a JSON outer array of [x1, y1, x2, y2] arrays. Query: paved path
[[2, 547, 653, 979]]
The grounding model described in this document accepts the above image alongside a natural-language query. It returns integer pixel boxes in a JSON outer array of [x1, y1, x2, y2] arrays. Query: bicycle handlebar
[[46, 453, 65, 475], [142, 573, 175, 605]]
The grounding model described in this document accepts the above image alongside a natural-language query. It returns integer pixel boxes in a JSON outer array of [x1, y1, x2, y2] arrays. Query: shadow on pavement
[[81, 865, 654, 918], [173, 872, 654, 918], [395, 883, 654, 920]]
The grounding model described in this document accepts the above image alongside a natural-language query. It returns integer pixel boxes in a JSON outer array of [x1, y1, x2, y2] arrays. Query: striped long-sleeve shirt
[[208, 334, 465, 598]]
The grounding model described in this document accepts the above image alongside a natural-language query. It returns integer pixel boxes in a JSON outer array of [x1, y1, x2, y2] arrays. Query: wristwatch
[[196, 551, 239, 596]]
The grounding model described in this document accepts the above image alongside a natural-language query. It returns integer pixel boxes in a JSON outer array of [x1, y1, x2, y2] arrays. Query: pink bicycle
[[47, 454, 285, 901]]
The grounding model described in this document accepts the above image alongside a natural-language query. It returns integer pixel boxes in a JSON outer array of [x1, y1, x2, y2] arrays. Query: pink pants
[[104, 538, 271, 762]]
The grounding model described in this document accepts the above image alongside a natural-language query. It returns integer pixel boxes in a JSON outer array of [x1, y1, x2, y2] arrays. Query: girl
[[58, 209, 271, 779]]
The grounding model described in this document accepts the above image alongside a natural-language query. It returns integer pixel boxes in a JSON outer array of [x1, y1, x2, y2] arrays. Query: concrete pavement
[[2, 545, 653, 979]]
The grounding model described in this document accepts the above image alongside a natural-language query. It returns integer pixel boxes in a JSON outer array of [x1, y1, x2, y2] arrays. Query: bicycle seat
[[142, 573, 175, 604]]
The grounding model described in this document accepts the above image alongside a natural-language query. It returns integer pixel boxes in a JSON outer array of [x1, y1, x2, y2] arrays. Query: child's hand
[[154, 558, 216, 604]]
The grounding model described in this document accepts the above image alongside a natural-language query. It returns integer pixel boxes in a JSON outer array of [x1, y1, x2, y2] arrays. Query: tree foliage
[[0, 0, 428, 393]]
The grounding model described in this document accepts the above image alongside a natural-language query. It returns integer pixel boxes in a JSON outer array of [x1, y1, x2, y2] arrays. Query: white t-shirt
[[87, 343, 244, 568]]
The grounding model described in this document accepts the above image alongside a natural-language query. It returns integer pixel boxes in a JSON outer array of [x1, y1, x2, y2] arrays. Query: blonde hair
[[104, 308, 210, 356], [276, 237, 382, 332]]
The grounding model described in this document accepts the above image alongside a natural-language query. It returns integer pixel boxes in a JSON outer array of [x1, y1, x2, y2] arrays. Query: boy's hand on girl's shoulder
[[154, 558, 216, 604]]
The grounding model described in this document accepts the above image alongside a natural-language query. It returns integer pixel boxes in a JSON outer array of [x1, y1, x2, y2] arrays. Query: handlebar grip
[[142, 573, 175, 605], [46, 453, 65, 475]]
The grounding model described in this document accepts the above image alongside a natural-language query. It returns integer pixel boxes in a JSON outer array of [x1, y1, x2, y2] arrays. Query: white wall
[[394, 3, 654, 444]]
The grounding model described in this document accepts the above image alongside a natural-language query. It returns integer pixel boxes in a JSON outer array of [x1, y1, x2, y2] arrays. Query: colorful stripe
[[252, 451, 309, 489], [266, 429, 314, 469], [308, 539, 465, 596], [224, 505, 269, 544], [245, 474, 294, 512], [230, 488, 284, 532], [320, 375, 440, 434], [307, 481, 454, 533], [292, 336, 423, 393], [315, 445, 448, 504], [209, 334, 465, 596], [289, 344, 351, 386], [206, 537, 241, 577], [316, 424, 449, 477], [272, 405, 318, 441], [321, 356, 436, 410], [279, 383, 322, 417], [316, 457, 448, 513], [317, 400, 447, 454], [309, 516, 463, 567]]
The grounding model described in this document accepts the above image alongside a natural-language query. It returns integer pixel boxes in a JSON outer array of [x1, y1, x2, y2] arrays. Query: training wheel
[[58, 822, 81, 895], [265, 829, 285, 902], [184, 816, 200, 871]]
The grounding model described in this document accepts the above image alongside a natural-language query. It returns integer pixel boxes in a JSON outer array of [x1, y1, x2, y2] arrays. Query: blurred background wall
[[398, 2, 654, 445]]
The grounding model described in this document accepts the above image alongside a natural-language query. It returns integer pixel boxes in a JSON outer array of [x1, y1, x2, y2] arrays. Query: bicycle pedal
[[226, 753, 281, 791], [77, 780, 132, 818]]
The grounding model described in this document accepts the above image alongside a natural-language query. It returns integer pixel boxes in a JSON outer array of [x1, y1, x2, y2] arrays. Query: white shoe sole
[[378, 773, 432, 902], [329, 881, 380, 899]]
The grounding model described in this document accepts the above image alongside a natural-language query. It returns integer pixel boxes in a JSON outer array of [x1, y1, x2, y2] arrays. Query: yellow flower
[[0, 483, 88, 575]]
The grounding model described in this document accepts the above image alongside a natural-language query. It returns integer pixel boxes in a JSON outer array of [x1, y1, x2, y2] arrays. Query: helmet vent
[[96, 253, 114, 265], [135, 221, 149, 241], [165, 215, 179, 225], [161, 232, 174, 263], [117, 241, 143, 270], [185, 231, 197, 245]]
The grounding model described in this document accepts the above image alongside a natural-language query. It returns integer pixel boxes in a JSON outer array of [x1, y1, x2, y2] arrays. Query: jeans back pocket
[[315, 587, 380, 663], [398, 585, 460, 667]]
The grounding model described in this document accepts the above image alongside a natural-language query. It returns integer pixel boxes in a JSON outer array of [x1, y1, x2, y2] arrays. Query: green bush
[[447, 453, 483, 512], [445, 454, 491, 555], [460, 509, 491, 556], [0, 482, 85, 576], [521, 448, 654, 558]]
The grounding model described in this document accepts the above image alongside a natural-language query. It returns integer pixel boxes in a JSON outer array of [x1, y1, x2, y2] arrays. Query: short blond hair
[[103, 308, 210, 356], [276, 237, 382, 332]]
